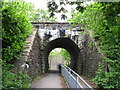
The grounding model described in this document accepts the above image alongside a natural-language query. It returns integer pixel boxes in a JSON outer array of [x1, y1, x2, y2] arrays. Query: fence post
[[68, 67, 71, 88], [77, 76, 78, 90]]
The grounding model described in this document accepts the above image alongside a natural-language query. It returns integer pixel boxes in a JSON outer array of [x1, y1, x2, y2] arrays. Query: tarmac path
[[30, 70, 66, 88], [31, 54, 66, 88]]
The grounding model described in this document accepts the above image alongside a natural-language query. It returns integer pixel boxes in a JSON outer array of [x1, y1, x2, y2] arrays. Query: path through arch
[[43, 38, 82, 74]]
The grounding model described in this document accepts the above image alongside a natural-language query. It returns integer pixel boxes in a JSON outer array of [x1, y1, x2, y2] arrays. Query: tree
[[69, 2, 120, 89], [2, 0, 33, 88], [31, 9, 56, 22], [2, 0, 34, 64], [47, 0, 84, 20], [49, 50, 59, 60], [60, 49, 70, 66]]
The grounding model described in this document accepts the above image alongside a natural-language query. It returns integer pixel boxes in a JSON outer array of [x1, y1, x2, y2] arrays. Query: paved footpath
[[30, 72, 65, 88]]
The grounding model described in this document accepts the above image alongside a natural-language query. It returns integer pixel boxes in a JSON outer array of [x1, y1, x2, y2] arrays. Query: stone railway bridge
[[12, 22, 107, 78]]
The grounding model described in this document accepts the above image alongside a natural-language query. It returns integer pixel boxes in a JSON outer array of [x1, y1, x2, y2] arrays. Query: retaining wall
[[11, 28, 42, 78]]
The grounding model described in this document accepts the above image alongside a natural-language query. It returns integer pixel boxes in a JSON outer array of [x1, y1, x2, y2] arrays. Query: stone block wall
[[78, 32, 107, 77], [11, 28, 42, 78], [11, 25, 107, 79]]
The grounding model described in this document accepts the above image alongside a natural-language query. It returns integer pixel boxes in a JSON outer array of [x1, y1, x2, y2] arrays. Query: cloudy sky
[[25, 0, 48, 10], [25, 0, 77, 22], [24, 0, 94, 21], [2, 0, 93, 22]]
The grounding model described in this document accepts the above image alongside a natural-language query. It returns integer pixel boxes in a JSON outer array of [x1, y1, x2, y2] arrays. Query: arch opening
[[48, 48, 71, 71], [43, 38, 83, 74]]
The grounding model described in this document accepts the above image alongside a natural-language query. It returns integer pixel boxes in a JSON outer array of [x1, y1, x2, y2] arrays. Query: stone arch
[[43, 38, 83, 74]]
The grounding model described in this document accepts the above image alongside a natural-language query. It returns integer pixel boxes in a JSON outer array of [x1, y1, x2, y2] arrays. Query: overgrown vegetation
[[2, 0, 57, 88], [69, 2, 120, 89], [31, 9, 57, 22], [2, 0, 120, 89], [49, 48, 70, 66], [49, 49, 60, 60], [2, 71, 32, 89], [60, 49, 70, 66], [47, 0, 84, 20], [2, 0, 34, 89]]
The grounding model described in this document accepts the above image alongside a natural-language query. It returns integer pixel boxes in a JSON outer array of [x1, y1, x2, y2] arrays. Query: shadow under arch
[[43, 38, 83, 74]]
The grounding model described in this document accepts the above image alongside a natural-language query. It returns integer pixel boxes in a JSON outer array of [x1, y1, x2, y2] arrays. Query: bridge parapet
[[32, 22, 81, 30], [33, 22, 84, 44], [11, 22, 106, 78]]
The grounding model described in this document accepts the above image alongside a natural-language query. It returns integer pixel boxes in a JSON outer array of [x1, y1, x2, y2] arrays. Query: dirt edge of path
[[60, 75, 68, 88]]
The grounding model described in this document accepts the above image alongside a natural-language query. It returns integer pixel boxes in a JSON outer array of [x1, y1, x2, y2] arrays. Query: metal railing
[[61, 65, 94, 90]]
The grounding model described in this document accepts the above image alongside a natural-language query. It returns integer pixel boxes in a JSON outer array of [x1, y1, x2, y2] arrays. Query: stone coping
[[22, 29, 37, 59]]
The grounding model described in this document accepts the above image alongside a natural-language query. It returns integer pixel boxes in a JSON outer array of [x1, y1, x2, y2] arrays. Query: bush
[[69, 2, 120, 89], [2, 0, 33, 64], [60, 49, 70, 66], [2, 70, 32, 89], [2, 0, 34, 89]]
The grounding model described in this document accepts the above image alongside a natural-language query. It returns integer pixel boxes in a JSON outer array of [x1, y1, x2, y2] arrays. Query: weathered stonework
[[12, 22, 107, 79], [11, 28, 42, 78], [78, 33, 107, 77]]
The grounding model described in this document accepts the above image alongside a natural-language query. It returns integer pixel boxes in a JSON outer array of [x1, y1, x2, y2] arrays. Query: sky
[[24, 0, 94, 22], [24, 0, 77, 22], [25, 0, 48, 10]]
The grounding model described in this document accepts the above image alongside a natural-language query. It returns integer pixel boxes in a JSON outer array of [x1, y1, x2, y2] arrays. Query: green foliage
[[69, 2, 120, 89], [49, 50, 60, 60], [2, 70, 32, 89], [47, 0, 68, 20], [60, 49, 70, 66], [47, 0, 84, 20], [93, 61, 120, 88], [0, 60, 2, 90], [88, 41, 94, 49], [2, 0, 33, 89], [31, 9, 57, 22], [2, 0, 33, 64]]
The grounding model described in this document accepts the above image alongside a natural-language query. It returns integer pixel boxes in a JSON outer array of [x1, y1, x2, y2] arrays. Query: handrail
[[64, 66, 83, 88], [61, 65, 94, 89], [65, 65, 93, 89]]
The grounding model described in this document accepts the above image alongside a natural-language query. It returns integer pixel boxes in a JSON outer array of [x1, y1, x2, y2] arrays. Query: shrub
[[2, 0, 34, 89], [2, 70, 32, 89], [69, 2, 120, 89], [2, 0, 33, 64]]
